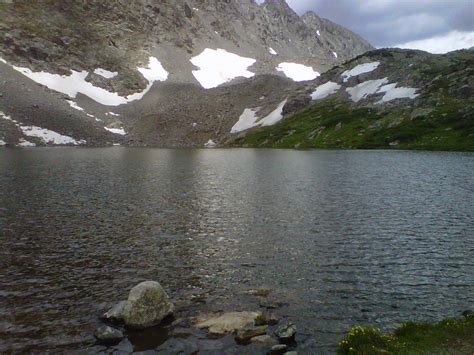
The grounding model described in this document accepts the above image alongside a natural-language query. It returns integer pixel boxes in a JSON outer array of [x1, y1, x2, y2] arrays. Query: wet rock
[[196, 311, 261, 335], [235, 325, 268, 343], [263, 311, 279, 325], [112, 338, 134, 353], [275, 322, 296, 343], [270, 344, 288, 354], [250, 334, 274, 346], [123, 281, 174, 329], [101, 300, 127, 323], [94, 325, 124, 344]]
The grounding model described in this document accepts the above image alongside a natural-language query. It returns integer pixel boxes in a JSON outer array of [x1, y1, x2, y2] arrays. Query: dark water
[[1, 148, 473, 353]]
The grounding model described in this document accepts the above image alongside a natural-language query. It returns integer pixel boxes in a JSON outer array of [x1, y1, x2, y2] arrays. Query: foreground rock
[[94, 325, 124, 344], [250, 334, 275, 346], [275, 322, 297, 343], [235, 325, 268, 343], [195, 311, 261, 335], [103, 281, 174, 329]]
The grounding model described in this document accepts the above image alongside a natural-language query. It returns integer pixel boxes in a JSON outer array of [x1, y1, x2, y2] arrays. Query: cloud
[[393, 31, 474, 53]]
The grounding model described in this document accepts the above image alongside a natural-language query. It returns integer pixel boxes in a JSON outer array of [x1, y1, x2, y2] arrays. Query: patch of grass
[[338, 315, 474, 354]]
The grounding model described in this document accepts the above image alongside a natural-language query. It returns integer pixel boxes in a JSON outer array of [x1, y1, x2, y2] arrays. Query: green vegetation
[[338, 315, 474, 354], [230, 49, 474, 152], [231, 97, 474, 152]]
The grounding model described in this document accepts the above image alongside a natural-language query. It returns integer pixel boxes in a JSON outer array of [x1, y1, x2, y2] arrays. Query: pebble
[[94, 325, 124, 344]]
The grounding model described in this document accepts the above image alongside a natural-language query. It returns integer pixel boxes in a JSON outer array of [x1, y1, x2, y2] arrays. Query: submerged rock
[[122, 281, 174, 329], [195, 311, 261, 335], [250, 334, 274, 346], [235, 325, 268, 343], [256, 311, 279, 326], [275, 322, 296, 342], [270, 344, 288, 353], [94, 325, 124, 344], [101, 300, 127, 323]]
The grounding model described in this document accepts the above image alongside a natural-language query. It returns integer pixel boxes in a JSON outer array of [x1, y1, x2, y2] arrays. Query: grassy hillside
[[229, 49, 474, 152], [230, 98, 474, 151]]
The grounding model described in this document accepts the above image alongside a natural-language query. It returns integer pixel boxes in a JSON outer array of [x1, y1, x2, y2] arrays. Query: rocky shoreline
[[94, 281, 300, 354]]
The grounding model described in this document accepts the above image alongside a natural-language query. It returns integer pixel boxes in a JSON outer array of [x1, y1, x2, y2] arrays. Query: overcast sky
[[261, 0, 474, 53]]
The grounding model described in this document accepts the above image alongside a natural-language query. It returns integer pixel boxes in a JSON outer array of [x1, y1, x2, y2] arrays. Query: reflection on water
[[0, 148, 473, 352]]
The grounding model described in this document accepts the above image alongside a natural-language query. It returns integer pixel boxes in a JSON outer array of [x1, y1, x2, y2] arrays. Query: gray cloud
[[279, 0, 474, 47]]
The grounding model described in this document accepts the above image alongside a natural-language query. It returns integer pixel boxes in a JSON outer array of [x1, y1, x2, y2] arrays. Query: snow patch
[[346, 78, 389, 102], [377, 83, 419, 103], [104, 127, 126, 135], [137, 57, 169, 83], [259, 100, 287, 127], [341, 62, 380, 82], [94, 68, 118, 79], [204, 139, 217, 148], [190, 48, 256, 89], [0, 111, 17, 123], [67, 100, 84, 111], [0, 57, 6, 64], [269, 47, 278, 55], [107, 112, 120, 117], [276, 62, 320, 82], [18, 139, 36, 147], [346, 79, 419, 103], [230, 99, 287, 133], [21, 125, 86, 145], [332, 51, 338, 58], [311, 81, 341, 100], [317, 30, 321, 36], [231, 107, 260, 133], [0, 139, 6, 146], [1, 112, 85, 145], [9, 56, 168, 106]]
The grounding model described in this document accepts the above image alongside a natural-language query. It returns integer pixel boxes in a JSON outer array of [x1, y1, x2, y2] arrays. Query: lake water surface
[[1, 148, 473, 353]]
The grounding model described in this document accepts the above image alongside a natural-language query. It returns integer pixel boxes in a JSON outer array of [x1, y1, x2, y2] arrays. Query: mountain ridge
[[0, 0, 376, 147]]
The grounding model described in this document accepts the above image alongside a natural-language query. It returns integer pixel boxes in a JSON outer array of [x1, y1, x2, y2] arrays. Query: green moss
[[338, 315, 474, 354]]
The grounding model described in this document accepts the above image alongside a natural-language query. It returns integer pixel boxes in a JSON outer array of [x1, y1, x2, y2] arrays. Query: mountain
[[229, 48, 474, 151], [0, 0, 373, 147]]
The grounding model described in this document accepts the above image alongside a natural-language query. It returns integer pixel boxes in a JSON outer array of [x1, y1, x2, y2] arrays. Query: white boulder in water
[[103, 281, 174, 330]]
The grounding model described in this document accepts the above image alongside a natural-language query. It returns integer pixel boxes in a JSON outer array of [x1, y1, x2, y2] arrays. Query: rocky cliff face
[[0, 0, 376, 147]]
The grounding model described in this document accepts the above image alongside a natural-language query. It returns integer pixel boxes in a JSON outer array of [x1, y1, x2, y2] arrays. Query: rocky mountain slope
[[229, 48, 474, 151], [0, 0, 373, 147]]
